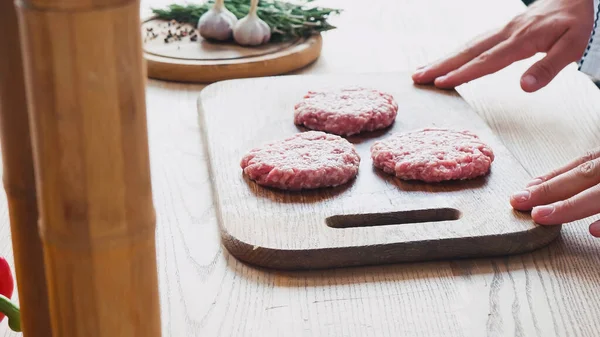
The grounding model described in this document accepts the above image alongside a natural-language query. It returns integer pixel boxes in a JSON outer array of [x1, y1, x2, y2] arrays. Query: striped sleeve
[[578, 0, 600, 80]]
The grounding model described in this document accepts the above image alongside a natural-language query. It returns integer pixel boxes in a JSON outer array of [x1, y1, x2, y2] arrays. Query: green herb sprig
[[151, 0, 342, 42]]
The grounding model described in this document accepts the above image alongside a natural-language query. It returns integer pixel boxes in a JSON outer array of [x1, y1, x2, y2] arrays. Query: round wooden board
[[142, 18, 323, 83]]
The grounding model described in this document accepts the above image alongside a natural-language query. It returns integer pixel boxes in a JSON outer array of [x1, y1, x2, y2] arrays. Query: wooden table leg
[[14, 0, 162, 336], [0, 1, 54, 336]]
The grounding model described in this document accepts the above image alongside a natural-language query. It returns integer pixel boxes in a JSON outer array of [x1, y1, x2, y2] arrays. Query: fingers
[[511, 158, 600, 210], [530, 184, 600, 225], [526, 148, 600, 187], [413, 15, 583, 91], [433, 38, 536, 89], [412, 29, 505, 85], [510, 149, 600, 229], [520, 30, 582, 92]]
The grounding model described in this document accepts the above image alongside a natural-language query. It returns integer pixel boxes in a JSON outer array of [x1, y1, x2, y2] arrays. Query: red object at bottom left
[[0, 257, 20, 332], [0, 257, 14, 316]]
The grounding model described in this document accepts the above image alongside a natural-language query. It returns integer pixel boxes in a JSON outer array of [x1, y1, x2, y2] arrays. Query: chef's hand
[[510, 149, 600, 236], [412, 0, 594, 92]]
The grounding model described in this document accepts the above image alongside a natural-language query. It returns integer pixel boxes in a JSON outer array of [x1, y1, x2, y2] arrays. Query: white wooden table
[[2, 0, 600, 335]]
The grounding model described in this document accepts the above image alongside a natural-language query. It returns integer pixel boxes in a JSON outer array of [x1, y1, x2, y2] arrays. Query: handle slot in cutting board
[[198, 72, 562, 270], [326, 208, 461, 228]]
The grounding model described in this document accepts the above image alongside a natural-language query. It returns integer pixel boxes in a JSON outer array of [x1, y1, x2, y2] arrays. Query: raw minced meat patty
[[370, 128, 495, 182], [293, 87, 399, 136], [240, 131, 361, 190]]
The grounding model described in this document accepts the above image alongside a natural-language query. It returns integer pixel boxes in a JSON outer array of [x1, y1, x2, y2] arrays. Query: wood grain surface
[[143, 18, 322, 83], [2, 0, 600, 336], [15, 0, 161, 336], [199, 72, 561, 270]]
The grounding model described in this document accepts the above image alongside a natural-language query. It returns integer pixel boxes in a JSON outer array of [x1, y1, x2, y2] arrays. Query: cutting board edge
[[197, 71, 465, 98], [218, 222, 562, 270]]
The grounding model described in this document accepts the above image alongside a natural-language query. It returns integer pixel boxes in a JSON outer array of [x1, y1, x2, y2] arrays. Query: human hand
[[412, 0, 595, 92], [510, 149, 600, 236]]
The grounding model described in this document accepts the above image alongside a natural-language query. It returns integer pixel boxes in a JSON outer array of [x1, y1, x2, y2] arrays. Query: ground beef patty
[[293, 87, 398, 136], [240, 131, 361, 190], [370, 128, 495, 182]]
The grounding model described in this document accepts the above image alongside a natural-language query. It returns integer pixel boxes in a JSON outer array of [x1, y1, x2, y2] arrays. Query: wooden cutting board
[[142, 18, 322, 83], [198, 72, 562, 270]]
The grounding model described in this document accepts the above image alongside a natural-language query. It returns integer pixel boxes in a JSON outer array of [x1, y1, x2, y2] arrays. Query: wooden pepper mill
[[0, 1, 53, 335], [1, 0, 163, 336]]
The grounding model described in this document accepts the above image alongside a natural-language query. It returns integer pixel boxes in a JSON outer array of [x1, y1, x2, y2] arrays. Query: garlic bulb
[[232, 0, 271, 46], [197, 0, 238, 41]]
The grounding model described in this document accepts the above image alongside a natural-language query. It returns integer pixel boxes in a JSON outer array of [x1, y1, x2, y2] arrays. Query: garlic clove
[[233, 13, 271, 46], [232, 0, 271, 46], [197, 2, 238, 41]]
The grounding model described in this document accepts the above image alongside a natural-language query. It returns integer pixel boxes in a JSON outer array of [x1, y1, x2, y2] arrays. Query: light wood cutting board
[[197, 72, 562, 270]]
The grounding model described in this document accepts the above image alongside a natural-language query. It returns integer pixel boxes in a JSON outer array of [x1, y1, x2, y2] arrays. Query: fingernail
[[511, 190, 530, 203], [522, 74, 537, 88], [533, 204, 554, 218], [590, 221, 600, 237], [526, 178, 543, 187], [435, 75, 448, 85]]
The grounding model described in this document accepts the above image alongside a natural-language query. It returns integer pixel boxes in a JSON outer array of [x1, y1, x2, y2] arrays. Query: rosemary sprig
[[151, 0, 342, 41]]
